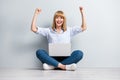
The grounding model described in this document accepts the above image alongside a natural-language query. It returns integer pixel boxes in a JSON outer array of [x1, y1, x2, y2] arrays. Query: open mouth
[[56, 21, 63, 25]]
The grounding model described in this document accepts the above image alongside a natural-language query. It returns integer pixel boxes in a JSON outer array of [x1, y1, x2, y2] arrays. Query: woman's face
[[55, 16, 64, 27]]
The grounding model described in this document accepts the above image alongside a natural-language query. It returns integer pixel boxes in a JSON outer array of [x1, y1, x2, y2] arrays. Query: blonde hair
[[52, 10, 67, 32]]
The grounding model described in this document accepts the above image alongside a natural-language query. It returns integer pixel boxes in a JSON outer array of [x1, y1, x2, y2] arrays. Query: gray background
[[0, 0, 120, 69]]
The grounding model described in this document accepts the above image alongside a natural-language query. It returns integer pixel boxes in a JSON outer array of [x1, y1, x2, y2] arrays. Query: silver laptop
[[49, 43, 71, 56]]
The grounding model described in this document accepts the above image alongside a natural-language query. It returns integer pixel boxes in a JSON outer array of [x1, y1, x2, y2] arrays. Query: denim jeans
[[36, 49, 83, 67]]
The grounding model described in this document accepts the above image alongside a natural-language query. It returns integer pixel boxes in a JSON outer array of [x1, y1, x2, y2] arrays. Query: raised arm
[[31, 8, 41, 33], [80, 7, 87, 31]]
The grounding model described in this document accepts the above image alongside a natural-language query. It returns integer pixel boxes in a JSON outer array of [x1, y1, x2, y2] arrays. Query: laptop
[[49, 43, 71, 56]]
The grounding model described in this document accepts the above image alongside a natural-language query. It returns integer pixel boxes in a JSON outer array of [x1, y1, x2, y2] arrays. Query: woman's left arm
[[80, 7, 87, 31]]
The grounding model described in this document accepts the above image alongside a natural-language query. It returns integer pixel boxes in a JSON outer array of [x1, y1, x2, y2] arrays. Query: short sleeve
[[70, 26, 82, 37], [35, 26, 49, 37]]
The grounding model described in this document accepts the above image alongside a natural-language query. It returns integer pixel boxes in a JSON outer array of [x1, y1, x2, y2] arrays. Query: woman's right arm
[[31, 8, 41, 33]]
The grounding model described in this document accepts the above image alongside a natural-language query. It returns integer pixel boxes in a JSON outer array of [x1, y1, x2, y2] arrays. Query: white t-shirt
[[36, 26, 82, 44]]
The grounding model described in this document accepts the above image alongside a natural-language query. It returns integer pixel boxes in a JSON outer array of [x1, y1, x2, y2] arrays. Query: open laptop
[[49, 43, 71, 56]]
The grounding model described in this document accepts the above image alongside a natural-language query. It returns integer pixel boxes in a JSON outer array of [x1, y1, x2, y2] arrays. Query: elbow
[[82, 25, 87, 31], [31, 28, 37, 33], [31, 26, 37, 33], [31, 28, 34, 32]]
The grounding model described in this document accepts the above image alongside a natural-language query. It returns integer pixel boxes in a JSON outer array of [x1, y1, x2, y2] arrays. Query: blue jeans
[[36, 49, 83, 67]]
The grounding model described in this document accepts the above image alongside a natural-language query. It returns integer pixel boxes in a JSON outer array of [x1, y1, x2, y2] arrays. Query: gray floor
[[0, 68, 120, 80]]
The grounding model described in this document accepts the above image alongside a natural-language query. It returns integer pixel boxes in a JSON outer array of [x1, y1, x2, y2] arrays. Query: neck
[[56, 26, 62, 30], [56, 26, 62, 33]]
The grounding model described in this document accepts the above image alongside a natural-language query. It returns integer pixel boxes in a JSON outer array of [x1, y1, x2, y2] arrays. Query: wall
[[0, 0, 120, 68]]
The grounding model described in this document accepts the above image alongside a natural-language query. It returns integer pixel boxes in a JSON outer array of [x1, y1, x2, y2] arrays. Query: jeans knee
[[36, 49, 46, 58], [73, 50, 84, 60]]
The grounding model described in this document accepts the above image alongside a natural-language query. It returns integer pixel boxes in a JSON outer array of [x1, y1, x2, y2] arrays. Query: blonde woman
[[31, 7, 86, 71]]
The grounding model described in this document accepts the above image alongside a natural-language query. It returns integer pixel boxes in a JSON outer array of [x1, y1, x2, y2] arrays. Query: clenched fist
[[79, 7, 83, 12], [34, 8, 42, 15]]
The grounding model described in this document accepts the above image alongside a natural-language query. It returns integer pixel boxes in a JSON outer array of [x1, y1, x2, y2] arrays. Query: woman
[[31, 7, 86, 71]]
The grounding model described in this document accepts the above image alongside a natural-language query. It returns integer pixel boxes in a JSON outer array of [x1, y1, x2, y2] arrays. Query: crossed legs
[[36, 49, 83, 70]]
